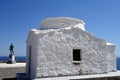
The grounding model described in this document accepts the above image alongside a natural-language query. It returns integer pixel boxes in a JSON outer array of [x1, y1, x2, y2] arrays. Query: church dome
[[40, 17, 85, 30]]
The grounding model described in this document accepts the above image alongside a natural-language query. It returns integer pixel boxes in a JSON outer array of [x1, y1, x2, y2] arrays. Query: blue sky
[[0, 0, 120, 56]]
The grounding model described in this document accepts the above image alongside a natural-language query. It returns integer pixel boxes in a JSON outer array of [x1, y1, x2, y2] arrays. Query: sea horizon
[[0, 56, 26, 62]]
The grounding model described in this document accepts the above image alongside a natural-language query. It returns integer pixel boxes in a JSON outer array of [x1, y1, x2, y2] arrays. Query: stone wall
[[26, 26, 116, 79], [106, 44, 116, 72], [26, 29, 38, 79]]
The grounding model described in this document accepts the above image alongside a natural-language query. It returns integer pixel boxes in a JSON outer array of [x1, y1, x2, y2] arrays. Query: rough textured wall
[[106, 44, 116, 72], [26, 27, 116, 79], [26, 30, 38, 79]]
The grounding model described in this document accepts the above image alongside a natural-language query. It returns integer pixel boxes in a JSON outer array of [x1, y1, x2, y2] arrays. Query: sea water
[[117, 57, 120, 70], [0, 56, 26, 62]]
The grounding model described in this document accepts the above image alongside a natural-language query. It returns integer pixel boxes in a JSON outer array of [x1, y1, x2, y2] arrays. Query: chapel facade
[[26, 17, 116, 79]]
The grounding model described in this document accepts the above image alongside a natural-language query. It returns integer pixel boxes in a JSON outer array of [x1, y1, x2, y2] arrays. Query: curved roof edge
[[40, 17, 85, 30]]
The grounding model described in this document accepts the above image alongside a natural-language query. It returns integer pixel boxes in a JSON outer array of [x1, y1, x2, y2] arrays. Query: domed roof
[[40, 17, 85, 30]]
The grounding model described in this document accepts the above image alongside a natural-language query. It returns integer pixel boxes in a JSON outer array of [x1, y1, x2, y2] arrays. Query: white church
[[25, 17, 116, 80]]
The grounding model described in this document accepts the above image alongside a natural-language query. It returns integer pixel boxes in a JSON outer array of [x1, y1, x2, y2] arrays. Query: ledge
[[0, 63, 26, 68], [72, 61, 83, 64]]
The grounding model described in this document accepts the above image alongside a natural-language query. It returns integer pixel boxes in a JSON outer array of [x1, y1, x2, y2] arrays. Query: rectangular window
[[73, 49, 81, 61]]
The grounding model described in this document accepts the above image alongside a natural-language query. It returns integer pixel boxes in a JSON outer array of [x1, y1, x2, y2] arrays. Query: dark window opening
[[73, 49, 81, 61]]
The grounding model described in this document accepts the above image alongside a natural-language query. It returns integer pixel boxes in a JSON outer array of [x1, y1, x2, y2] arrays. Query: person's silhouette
[[9, 43, 14, 54]]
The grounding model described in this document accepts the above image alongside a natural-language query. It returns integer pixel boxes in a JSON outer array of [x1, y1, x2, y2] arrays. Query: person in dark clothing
[[9, 43, 14, 54]]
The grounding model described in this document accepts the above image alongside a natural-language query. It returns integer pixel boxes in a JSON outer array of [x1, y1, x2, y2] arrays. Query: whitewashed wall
[[106, 44, 116, 72], [26, 26, 116, 79], [26, 29, 39, 79]]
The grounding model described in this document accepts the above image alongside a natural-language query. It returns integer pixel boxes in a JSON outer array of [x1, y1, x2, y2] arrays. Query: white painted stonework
[[40, 17, 85, 31], [26, 17, 116, 79]]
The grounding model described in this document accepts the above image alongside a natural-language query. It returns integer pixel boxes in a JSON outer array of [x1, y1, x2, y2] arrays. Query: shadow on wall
[[2, 77, 16, 80]]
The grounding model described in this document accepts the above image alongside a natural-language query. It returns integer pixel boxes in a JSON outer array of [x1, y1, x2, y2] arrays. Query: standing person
[[9, 43, 14, 54], [7, 43, 16, 64]]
